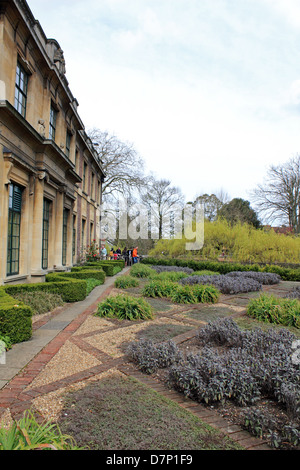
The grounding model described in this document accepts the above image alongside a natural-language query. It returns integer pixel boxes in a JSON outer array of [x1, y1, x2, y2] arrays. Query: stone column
[[67, 205, 73, 267], [53, 189, 64, 268], [0, 150, 9, 284], [30, 174, 44, 277]]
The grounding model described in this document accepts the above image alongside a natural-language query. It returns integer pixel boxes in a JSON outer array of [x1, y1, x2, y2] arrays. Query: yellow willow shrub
[[200, 219, 235, 258], [149, 218, 300, 263], [232, 225, 300, 263]]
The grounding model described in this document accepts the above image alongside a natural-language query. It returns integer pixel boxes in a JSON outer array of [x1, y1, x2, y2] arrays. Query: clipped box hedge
[[84, 262, 122, 276], [141, 258, 300, 282], [0, 288, 32, 343], [5, 279, 87, 303], [86, 259, 125, 269], [47, 269, 106, 285]]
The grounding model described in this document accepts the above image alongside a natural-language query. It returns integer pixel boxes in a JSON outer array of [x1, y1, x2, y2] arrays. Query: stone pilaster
[[30, 174, 44, 275], [53, 189, 64, 269]]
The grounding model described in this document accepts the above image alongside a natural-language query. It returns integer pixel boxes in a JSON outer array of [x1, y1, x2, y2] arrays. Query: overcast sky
[[28, 0, 300, 205]]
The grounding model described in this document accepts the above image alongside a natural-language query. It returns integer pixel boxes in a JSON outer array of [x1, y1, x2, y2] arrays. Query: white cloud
[[263, 0, 300, 27], [27, 0, 300, 203]]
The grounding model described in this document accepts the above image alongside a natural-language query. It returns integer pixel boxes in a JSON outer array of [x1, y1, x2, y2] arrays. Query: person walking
[[132, 246, 138, 264], [101, 245, 107, 260], [122, 247, 128, 266]]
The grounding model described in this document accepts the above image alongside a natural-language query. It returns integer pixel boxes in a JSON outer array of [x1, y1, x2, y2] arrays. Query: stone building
[[0, 0, 105, 285]]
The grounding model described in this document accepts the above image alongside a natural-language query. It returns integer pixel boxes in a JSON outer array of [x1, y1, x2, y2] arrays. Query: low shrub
[[181, 274, 262, 295], [47, 270, 106, 284], [191, 270, 220, 276], [171, 319, 300, 409], [286, 286, 300, 300], [142, 280, 177, 299], [190, 284, 220, 304], [86, 278, 104, 295], [12, 291, 64, 315], [95, 294, 154, 321], [197, 317, 245, 347], [130, 264, 156, 278], [152, 271, 189, 282], [225, 271, 281, 285], [243, 408, 300, 449], [85, 260, 125, 273], [128, 317, 300, 449], [0, 288, 32, 344], [142, 280, 220, 304], [150, 265, 194, 275], [5, 279, 87, 303], [247, 294, 300, 328], [127, 339, 183, 374], [99, 264, 122, 276], [114, 276, 139, 289], [170, 285, 198, 304]]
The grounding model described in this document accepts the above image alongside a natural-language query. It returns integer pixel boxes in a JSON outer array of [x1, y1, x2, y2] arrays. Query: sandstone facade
[[0, 0, 105, 285]]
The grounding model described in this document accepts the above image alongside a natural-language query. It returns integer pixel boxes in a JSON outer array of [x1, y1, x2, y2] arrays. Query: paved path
[[0, 268, 130, 390], [1, 272, 295, 450]]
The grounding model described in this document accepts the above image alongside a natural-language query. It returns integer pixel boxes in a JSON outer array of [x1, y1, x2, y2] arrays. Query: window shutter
[[12, 186, 22, 212]]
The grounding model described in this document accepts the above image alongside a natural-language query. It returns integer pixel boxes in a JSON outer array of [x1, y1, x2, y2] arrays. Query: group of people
[[100, 245, 139, 266]]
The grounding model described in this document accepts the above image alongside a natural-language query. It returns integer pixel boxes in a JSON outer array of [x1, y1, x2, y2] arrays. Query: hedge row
[[141, 258, 300, 282], [0, 261, 122, 345], [5, 279, 87, 303], [83, 262, 123, 276], [0, 288, 32, 343], [47, 270, 106, 285]]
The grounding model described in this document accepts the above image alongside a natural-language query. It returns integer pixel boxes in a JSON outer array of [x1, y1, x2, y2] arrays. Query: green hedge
[[47, 270, 106, 285], [141, 258, 300, 281], [86, 264, 121, 276], [0, 288, 32, 343], [5, 279, 87, 303], [86, 260, 125, 270]]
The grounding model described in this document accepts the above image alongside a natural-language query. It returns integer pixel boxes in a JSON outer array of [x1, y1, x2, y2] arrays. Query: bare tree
[[251, 155, 300, 233], [194, 193, 224, 221], [141, 178, 185, 239], [88, 128, 147, 201]]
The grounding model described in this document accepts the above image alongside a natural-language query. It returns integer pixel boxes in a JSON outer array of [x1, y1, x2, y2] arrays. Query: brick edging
[[117, 363, 271, 451]]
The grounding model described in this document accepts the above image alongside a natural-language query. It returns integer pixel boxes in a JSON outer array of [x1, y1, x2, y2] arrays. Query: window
[[72, 216, 76, 258], [7, 184, 22, 276], [75, 149, 79, 173], [49, 105, 57, 140], [62, 209, 69, 266], [91, 173, 94, 199], [97, 181, 101, 204], [90, 222, 94, 243], [81, 219, 86, 248], [14, 62, 28, 117], [42, 199, 51, 269], [83, 162, 87, 192], [66, 131, 72, 158]]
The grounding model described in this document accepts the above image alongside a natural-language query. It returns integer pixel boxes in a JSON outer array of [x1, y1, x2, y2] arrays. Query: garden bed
[[126, 317, 300, 450]]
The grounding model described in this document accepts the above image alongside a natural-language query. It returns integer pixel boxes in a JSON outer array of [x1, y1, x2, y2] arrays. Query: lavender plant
[[286, 286, 300, 300], [151, 265, 194, 275], [128, 316, 300, 448], [225, 271, 281, 285], [181, 274, 262, 294], [127, 339, 183, 374]]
